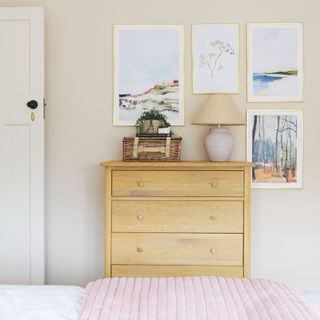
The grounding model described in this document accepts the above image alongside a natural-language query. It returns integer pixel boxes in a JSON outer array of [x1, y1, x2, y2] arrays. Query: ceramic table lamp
[[192, 94, 245, 161]]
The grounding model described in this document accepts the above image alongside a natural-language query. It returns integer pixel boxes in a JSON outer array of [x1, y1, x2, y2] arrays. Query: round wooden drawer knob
[[137, 181, 144, 187], [210, 215, 218, 221], [137, 215, 144, 221], [136, 247, 143, 253], [210, 248, 216, 254], [210, 181, 218, 188]]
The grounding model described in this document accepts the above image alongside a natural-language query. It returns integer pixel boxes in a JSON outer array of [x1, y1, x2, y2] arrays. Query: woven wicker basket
[[123, 136, 182, 162]]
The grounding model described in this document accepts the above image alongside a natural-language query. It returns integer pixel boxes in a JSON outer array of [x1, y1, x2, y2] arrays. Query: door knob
[[27, 100, 38, 110]]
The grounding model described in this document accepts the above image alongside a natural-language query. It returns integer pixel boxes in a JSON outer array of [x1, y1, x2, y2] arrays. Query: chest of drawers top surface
[[101, 161, 253, 169], [102, 161, 252, 279]]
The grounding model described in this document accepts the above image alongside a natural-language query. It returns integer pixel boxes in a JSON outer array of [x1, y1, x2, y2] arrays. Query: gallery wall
[[0, 0, 319, 288]]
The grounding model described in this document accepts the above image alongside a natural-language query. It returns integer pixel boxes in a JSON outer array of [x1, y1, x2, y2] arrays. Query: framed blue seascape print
[[113, 25, 184, 126], [247, 23, 303, 102]]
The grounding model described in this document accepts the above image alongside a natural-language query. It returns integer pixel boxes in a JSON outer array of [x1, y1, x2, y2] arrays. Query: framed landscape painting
[[192, 24, 239, 94], [247, 110, 303, 189], [113, 25, 184, 126], [247, 23, 303, 102]]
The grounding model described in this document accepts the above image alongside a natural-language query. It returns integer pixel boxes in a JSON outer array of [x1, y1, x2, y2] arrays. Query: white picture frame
[[247, 23, 304, 102], [113, 25, 184, 126], [192, 24, 239, 94], [247, 109, 303, 189]]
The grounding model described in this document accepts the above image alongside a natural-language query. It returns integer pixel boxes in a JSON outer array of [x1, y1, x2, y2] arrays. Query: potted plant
[[136, 109, 170, 134]]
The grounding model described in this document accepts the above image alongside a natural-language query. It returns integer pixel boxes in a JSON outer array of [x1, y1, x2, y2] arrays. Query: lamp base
[[205, 128, 234, 161]]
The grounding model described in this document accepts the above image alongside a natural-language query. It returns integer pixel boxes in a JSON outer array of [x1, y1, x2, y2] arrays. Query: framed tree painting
[[247, 23, 303, 102], [113, 25, 184, 126], [247, 110, 303, 189], [192, 24, 239, 94]]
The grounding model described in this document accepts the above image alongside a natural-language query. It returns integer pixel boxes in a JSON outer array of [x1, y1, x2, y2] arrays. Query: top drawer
[[112, 170, 244, 197]]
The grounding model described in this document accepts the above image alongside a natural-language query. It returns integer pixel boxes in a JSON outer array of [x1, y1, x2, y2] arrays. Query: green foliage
[[136, 109, 170, 134]]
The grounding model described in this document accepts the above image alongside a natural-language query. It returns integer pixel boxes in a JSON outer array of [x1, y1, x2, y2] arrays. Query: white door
[[0, 7, 44, 284]]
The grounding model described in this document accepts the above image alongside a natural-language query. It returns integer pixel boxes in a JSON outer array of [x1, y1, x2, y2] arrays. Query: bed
[[1, 278, 319, 320], [0, 284, 84, 320]]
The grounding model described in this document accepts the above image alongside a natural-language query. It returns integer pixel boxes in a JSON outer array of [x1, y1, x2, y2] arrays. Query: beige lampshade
[[192, 94, 246, 126]]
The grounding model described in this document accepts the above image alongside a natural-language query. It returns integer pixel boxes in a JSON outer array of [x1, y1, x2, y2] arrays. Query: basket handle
[[165, 137, 171, 157], [132, 137, 171, 158]]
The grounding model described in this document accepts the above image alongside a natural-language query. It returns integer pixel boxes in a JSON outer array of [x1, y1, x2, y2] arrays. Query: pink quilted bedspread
[[78, 277, 320, 320]]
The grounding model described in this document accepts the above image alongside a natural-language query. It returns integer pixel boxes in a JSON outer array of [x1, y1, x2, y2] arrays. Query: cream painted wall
[[0, 0, 319, 289]]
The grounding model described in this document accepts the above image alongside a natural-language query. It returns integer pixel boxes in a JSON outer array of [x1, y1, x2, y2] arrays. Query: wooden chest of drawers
[[101, 161, 252, 278]]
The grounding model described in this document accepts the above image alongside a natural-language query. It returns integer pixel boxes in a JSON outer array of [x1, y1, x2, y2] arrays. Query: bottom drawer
[[112, 265, 244, 278], [112, 233, 243, 266]]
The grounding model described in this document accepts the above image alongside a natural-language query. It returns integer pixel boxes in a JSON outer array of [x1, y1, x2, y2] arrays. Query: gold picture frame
[[246, 109, 304, 189], [113, 24, 185, 126], [247, 22, 304, 102], [192, 23, 240, 94]]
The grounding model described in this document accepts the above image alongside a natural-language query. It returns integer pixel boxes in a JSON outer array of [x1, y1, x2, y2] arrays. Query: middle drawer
[[112, 200, 243, 233]]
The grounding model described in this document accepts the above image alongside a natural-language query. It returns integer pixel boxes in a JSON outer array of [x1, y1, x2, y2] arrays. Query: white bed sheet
[[0, 285, 84, 320], [300, 290, 320, 312]]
